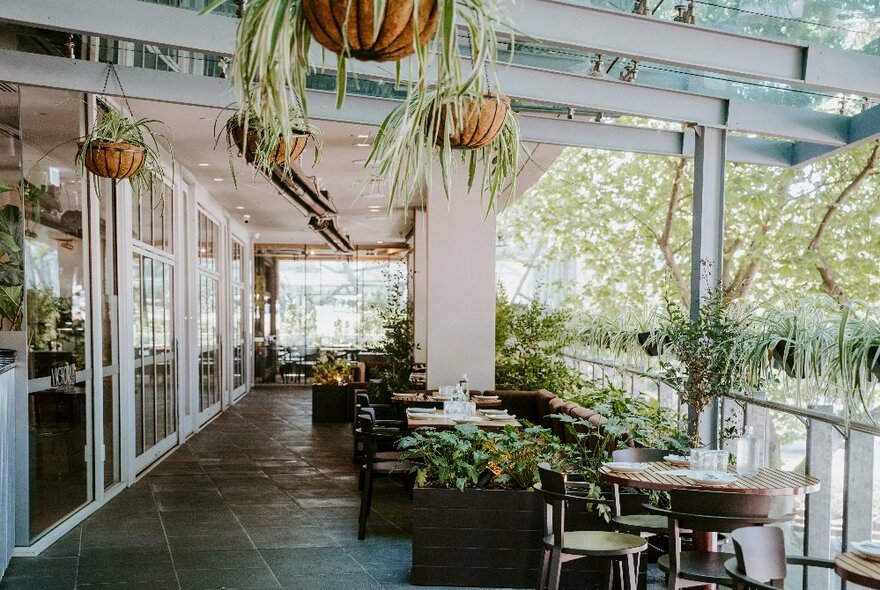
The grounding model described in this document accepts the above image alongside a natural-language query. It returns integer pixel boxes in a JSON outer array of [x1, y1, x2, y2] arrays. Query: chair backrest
[[668, 490, 772, 533], [612, 448, 668, 462], [731, 527, 787, 588], [356, 392, 370, 408], [537, 462, 568, 498]]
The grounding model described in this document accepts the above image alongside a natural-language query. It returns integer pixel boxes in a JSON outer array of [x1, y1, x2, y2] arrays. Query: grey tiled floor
[[1, 386, 495, 590]]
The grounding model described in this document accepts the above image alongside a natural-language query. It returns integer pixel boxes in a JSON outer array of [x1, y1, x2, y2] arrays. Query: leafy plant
[[659, 286, 747, 447], [76, 108, 170, 201], [486, 424, 564, 490], [312, 353, 353, 385], [566, 381, 689, 453], [370, 271, 416, 400], [217, 104, 322, 184], [367, 90, 521, 211], [398, 425, 492, 491], [0, 182, 22, 330], [202, 0, 512, 153], [495, 287, 582, 392]]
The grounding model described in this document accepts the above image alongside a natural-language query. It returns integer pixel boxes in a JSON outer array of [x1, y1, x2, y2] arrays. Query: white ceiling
[[129, 99, 411, 246]]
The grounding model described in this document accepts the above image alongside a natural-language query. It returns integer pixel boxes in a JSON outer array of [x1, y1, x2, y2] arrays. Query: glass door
[[196, 209, 221, 424], [131, 181, 178, 472], [21, 87, 93, 541], [230, 237, 247, 400]]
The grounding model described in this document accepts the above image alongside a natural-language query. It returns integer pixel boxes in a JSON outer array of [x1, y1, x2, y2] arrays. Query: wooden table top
[[835, 552, 880, 589], [391, 393, 504, 408], [404, 413, 521, 430], [599, 461, 820, 496]]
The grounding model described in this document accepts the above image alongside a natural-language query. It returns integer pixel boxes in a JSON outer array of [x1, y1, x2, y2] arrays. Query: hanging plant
[[202, 0, 512, 144], [76, 108, 168, 199], [218, 105, 323, 185], [367, 91, 520, 212]]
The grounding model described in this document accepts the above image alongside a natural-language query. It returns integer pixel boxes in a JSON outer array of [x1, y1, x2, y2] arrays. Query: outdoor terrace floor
[[1, 386, 497, 590]]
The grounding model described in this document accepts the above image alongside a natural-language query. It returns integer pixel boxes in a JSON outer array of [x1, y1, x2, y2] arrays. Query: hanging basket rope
[[301, 0, 439, 62], [80, 63, 147, 180]]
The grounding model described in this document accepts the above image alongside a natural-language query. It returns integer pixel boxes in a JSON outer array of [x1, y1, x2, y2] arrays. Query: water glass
[[709, 450, 730, 473], [689, 449, 712, 472], [439, 385, 453, 397], [466, 402, 477, 417]]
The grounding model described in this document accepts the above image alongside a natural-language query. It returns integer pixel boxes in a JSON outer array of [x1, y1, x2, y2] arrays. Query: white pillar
[[411, 209, 428, 365], [423, 176, 496, 390]]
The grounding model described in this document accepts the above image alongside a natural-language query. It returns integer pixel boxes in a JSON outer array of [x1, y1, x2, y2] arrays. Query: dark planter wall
[[311, 384, 348, 422], [412, 487, 646, 589]]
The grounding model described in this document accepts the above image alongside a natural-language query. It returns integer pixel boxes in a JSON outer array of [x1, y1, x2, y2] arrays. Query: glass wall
[[20, 87, 92, 541], [254, 250, 406, 384], [230, 238, 246, 396], [197, 210, 221, 418]]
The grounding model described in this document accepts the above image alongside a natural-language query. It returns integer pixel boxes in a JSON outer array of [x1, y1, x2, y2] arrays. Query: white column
[[411, 208, 428, 365], [423, 176, 496, 390]]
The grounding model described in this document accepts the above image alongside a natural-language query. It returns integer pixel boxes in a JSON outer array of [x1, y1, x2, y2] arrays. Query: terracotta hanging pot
[[437, 94, 510, 150], [302, 0, 439, 62], [231, 125, 309, 167], [78, 141, 146, 180]]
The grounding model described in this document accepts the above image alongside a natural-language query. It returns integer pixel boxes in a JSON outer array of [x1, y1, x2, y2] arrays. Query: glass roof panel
[[569, 0, 880, 55]]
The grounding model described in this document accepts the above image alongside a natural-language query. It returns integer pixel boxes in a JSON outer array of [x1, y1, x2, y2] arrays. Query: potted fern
[[76, 108, 168, 199], [311, 352, 354, 422], [218, 106, 322, 184], [201, 0, 512, 146], [368, 90, 521, 212]]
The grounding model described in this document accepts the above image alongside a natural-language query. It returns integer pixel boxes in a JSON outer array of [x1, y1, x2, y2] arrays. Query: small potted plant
[[311, 353, 354, 422], [368, 90, 520, 213], [218, 105, 322, 184], [76, 108, 169, 199]]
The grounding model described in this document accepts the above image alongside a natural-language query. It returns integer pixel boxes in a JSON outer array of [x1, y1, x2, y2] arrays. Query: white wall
[[412, 208, 428, 365], [424, 176, 496, 390]]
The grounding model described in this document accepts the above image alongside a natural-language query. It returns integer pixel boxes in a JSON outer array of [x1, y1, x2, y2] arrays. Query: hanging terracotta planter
[[231, 125, 309, 167], [301, 0, 439, 62], [78, 141, 146, 180], [437, 94, 510, 150]]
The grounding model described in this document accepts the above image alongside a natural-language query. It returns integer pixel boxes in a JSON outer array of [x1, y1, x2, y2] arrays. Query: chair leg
[[537, 548, 550, 590], [358, 464, 365, 490], [358, 468, 373, 540], [547, 548, 562, 590]]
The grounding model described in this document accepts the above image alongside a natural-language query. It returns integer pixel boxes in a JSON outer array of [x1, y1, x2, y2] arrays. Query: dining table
[[600, 459, 821, 590], [391, 392, 504, 409], [404, 409, 521, 430], [835, 552, 880, 589]]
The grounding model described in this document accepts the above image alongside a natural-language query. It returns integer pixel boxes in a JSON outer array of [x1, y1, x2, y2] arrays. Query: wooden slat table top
[[404, 415, 521, 430], [835, 552, 880, 589], [391, 393, 503, 408], [599, 461, 820, 496]]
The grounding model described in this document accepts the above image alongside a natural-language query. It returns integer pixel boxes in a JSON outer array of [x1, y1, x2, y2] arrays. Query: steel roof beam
[[0, 48, 800, 167]]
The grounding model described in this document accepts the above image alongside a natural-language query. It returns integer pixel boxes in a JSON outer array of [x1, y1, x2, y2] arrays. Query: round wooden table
[[835, 552, 880, 589], [599, 461, 820, 496]]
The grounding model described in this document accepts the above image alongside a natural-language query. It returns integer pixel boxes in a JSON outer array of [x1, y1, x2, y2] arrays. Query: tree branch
[[807, 141, 879, 300], [657, 158, 689, 306]]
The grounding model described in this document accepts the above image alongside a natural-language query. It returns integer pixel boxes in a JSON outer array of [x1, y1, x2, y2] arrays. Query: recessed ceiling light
[[236, 206, 245, 210], [352, 159, 367, 165], [198, 163, 211, 167], [376, 240, 384, 244], [213, 178, 224, 182], [356, 134, 370, 139]]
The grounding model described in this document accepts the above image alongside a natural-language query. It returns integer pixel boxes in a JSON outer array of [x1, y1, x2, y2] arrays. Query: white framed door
[[194, 206, 224, 426], [229, 234, 247, 401]]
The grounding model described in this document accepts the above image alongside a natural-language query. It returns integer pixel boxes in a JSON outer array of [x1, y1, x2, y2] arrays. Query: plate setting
[[604, 462, 648, 473]]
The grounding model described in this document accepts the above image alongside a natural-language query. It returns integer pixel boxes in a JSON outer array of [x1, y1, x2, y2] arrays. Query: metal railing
[[565, 353, 879, 589]]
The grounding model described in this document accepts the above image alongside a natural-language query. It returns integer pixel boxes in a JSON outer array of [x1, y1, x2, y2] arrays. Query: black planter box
[[411, 487, 646, 589], [311, 384, 349, 422]]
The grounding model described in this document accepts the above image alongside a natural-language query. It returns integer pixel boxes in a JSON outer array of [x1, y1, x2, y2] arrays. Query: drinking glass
[[710, 450, 730, 473], [689, 449, 711, 472], [466, 402, 477, 417]]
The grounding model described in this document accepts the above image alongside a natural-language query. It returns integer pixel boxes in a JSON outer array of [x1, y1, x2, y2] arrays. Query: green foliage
[[660, 287, 747, 446], [27, 288, 71, 351], [311, 353, 353, 386], [76, 108, 170, 201], [495, 287, 582, 392], [371, 272, 415, 400], [488, 424, 565, 490], [0, 183, 23, 329], [565, 381, 689, 453], [398, 425, 492, 491]]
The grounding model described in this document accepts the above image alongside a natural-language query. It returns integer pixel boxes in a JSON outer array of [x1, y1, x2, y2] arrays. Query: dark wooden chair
[[352, 393, 402, 463], [535, 463, 647, 590], [610, 448, 671, 538], [357, 413, 414, 540], [648, 490, 794, 590], [724, 526, 834, 590]]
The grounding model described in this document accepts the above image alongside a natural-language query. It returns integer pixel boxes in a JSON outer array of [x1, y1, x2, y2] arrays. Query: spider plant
[[217, 105, 322, 185], [75, 108, 169, 200], [741, 296, 837, 407], [829, 302, 880, 422], [201, 0, 512, 152], [367, 90, 520, 212]]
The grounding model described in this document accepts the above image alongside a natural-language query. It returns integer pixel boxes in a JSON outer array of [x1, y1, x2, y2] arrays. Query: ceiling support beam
[[0, 49, 800, 167], [792, 105, 880, 167], [4, 0, 878, 99], [0, 1, 853, 145]]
